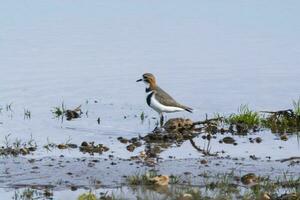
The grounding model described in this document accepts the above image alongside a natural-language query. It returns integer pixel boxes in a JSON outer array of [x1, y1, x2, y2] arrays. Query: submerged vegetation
[[52, 102, 82, 121], [0, 134, 37, 156], [227, 104, 260, 134], [260, 99, 300, 133], [11, 171, 299, 200], [293, 98, 300, 116]]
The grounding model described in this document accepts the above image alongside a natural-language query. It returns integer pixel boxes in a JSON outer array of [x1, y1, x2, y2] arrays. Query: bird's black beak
[[136, 79, 143, 82]]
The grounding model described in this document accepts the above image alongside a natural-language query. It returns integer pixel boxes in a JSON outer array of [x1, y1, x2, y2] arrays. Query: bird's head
[[136, 73, 157, 88]]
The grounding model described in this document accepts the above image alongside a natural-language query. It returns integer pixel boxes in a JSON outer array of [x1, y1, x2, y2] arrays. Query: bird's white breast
[[149, 93, 184, 113]]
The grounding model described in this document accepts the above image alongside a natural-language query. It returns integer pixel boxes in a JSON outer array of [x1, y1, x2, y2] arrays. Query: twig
[[193, 117, 223, 126], [278, 157, 300, 163], [189, 139, 217, 156], [260, 109, 294, 115]]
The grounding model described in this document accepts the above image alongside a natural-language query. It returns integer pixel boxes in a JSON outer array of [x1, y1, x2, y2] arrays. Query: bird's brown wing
[[154, 86, 193, 112]]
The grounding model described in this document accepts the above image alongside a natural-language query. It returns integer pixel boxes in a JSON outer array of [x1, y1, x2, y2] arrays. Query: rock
[[133, 141, 142, 147], [20, 148, 29, 155], [65, 105, 81, 120], [241, 173, 257, 185], [222, 137, 235, 144], [178, 193, 193, 200], [126, 144, 136, 152], [57, 144, 68, 149], [200, 159, 208, 165], [260, 192, 271, 200], [67, 144, 78, 149], [255, 137, 262, 143], [164, 118, 194, 132], [139, 151, 146, 158], [28, 147, 37, 151], [79, 142, 109, 154], [81, 141, 88, 147], [70, 185, 78, 191], [117, 137, 128, 144], [280, 134, 288, 141], [150, 175, 169, 186]]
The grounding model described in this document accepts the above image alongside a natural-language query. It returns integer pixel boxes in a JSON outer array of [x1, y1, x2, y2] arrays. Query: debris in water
[[79, 142, 109, 155], [65, 105, 82, 120]]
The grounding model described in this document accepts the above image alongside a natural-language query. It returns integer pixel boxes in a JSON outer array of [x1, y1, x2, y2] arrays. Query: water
[[0, 0, 300, 197]]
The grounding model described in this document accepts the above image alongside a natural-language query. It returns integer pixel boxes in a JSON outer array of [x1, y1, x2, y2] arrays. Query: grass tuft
[[227, 105, 260, 133], [293, 98, 300, 116]]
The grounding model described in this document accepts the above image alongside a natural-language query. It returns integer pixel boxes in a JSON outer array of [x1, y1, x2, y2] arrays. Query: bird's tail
[[183, 106, 193, 113]]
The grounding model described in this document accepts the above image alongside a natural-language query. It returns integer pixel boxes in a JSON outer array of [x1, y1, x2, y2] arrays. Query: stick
[[278, 156, 300, 163], [193, 117, 223, 126]]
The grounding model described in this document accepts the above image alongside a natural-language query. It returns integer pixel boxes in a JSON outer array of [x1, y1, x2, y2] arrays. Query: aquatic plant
[[127, 171, 158, 185], [140, 111, 145, 121], [51, 102, 66, 118], [13, 188, 52, 200], [227, 105, 260, 134], [293, 98, 300, 116], [24, 109, 31, 119], [261, 109, 300, 133], [0, 135, 37, 156], [6, 102, 13, 112], [78, 192, 97, 200]]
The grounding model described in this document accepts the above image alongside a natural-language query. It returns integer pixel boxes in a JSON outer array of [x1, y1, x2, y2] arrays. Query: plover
[[137, 73, 192, 126]]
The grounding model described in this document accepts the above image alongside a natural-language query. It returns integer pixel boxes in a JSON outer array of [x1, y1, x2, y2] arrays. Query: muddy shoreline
[[1, 155, 299, 190]]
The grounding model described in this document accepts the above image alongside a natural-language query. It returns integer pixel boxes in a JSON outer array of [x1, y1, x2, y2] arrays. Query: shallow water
[[0, 0, 300, 198]]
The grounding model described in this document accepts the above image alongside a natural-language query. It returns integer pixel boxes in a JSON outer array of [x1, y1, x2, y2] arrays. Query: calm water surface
[[0, 1, 299, 159]]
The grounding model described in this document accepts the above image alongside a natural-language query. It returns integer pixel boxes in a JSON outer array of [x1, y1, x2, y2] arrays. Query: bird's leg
[[160, 113, 164, 127]]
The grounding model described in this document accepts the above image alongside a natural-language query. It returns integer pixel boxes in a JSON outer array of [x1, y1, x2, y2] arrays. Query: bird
[[136, 73, 192, 126]]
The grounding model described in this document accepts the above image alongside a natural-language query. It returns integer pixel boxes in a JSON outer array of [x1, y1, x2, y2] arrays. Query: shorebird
[[137, 73, 192, 126]]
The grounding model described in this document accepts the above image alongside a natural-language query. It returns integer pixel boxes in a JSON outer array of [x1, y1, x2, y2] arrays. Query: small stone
[[117, 137, 129, 144], [126, 144, 136, 152], [67, 144, 78, 148], [150, 175, 169, 186], [57, 144, 67, 149], [222, 137, 235, 144], [280, 134, 288, 141], [255, 137, 262, 143], [70, 185, 78, 191], [81, 141, 88, 147], [178, 193, 193, 200], [200, 159, 208, 165], [260, 192, 271, 200], [20, 148, 29, 155], [241, 173, 257, 185]]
